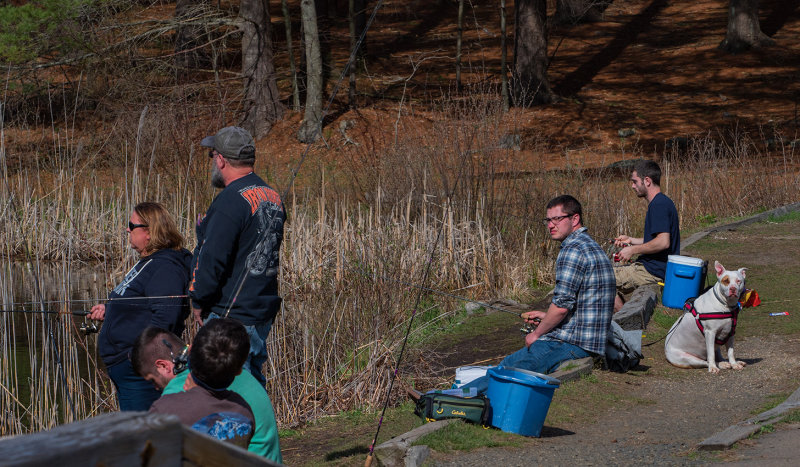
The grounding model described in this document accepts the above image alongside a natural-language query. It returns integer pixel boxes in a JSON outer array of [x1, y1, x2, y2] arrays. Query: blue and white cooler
[[662, 255, 706, 308]]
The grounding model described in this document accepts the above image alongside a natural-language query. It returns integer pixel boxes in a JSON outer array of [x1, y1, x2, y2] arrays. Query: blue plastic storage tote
[[485, 366, 560, 437], [662, 255, 706, 308]]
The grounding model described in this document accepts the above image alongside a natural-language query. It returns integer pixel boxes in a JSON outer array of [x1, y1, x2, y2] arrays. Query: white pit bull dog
[[664, 261, 747, 373]]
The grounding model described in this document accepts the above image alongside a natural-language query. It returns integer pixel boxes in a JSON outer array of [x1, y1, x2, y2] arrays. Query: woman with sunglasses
[[89, 202, 192, 411]]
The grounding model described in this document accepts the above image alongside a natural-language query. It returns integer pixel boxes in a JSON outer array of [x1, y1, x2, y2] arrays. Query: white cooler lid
[[667, 255, 705, 267]]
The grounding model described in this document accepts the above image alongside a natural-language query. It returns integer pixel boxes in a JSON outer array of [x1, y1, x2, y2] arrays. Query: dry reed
[[1, 103, 798, 433]]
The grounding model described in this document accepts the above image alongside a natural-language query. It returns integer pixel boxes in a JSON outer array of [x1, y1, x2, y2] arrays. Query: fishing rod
[[0, 309, 103, 335], [0, 309, 90, 316], [9, 294, 190, 307]]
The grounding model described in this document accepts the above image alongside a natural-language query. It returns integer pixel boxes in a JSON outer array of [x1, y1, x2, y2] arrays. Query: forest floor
[[257, 0, 800, 181]]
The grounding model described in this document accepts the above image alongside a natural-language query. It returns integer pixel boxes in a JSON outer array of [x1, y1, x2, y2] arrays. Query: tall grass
[[1, 98, 799, 433]]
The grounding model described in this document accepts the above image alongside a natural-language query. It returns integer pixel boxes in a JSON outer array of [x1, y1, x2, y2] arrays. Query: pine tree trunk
[[512, 0, 554, 107], [240, 0, 285, 138], [719, 0, 774, 53], [298, 0, 323, 143]]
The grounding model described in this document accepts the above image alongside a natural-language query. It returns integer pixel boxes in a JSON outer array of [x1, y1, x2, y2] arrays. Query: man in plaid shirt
[[465, 195, 615, 391]]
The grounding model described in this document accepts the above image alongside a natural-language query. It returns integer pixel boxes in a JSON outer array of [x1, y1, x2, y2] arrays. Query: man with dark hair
[[191, 126, 286, 385], [134, 322, 282, 461], [613, 160, 680, 312], [464, 195, 615, 391], [148, 320, 254, 448]]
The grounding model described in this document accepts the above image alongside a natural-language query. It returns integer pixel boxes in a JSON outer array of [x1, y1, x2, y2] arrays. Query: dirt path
[[432, 335, 800, 465], [428, 217, 800, 465]]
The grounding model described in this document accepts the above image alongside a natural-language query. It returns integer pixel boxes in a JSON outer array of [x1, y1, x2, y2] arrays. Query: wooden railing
[[0, 412, 282, 466]]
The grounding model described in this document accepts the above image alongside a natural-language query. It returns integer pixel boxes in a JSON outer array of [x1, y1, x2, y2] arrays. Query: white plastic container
[[453, 365, 490, 388]]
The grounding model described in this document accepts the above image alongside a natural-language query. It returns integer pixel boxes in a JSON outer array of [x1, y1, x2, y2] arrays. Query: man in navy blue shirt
[[613, 160, 680, 312], [190, 126, 286, 385]]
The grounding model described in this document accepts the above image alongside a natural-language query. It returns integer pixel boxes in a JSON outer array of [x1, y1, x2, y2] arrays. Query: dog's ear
[[714, 261, 725, 277], [738, 267, 747, 279]]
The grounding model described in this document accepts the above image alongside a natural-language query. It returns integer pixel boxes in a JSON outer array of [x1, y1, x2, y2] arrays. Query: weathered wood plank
[[0, 412, 182, 467], [180, 426, 280, 467]]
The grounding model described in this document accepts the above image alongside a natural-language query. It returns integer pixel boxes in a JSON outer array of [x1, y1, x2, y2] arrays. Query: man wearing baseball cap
[[190, 126, 286, 385]]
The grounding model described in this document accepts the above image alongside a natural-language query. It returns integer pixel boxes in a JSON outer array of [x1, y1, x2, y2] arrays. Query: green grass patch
[[779, 408, 800, 424], [412, 420, 524, 452], [749, 392, 790, 415], [768, 210, 800, 223], [278, 428, 300, 439]]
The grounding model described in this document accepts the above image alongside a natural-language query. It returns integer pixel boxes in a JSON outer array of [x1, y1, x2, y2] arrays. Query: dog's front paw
[[718, 362, 732, 370], [732, 361, 746, 370], [708, 366, 720, 374]]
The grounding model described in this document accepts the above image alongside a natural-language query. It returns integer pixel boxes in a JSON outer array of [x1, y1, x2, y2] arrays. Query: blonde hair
[[134, 202, 184, 255]]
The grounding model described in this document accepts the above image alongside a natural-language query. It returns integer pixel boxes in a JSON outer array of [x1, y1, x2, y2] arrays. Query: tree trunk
[[174, 0, 209, 72], [512, 0, 554, 106], [500, 0, 509, 112], [282, 0, 301, 110], [719, 0, 774, 53], [554, 0, 607, 25], [298, 0, 323, 143], [240, 0, 285, 138]]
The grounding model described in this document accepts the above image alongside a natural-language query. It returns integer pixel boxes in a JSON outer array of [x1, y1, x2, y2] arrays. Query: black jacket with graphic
[[189, 173, 285, 325], [99, 247, 193, 366]]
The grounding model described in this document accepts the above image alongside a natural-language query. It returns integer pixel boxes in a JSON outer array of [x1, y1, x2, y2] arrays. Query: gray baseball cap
[[200, 126, 256, 160]]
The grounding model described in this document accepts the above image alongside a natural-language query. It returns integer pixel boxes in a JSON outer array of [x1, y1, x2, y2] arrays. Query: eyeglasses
[[128, 221, 148, 231], [542, 214, 573, 225]]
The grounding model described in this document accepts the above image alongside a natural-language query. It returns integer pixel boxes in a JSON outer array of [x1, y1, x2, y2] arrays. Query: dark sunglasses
[[128, 221, 148, 231]]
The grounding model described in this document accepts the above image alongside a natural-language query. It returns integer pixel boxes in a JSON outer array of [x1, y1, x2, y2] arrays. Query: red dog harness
[[684, 297, 739, 346]]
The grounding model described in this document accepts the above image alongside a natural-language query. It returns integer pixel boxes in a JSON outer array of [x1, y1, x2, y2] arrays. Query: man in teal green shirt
[[131, 326, 282, 464]]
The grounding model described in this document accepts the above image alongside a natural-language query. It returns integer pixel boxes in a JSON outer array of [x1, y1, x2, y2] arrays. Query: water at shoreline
[[1, 260, 115, 434]]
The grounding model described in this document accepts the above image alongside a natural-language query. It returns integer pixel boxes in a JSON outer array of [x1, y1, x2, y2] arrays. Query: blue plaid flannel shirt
[[542, 227, 616, 355]]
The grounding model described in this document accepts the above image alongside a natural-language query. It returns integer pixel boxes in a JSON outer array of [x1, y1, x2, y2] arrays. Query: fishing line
[[0, 309, 90, 316], [364, 110, 474, 467], [220, 0, 387, 319]]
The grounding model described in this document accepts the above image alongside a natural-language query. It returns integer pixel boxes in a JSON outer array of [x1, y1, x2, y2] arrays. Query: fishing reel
[[163, 339, 189, 374], [79, 321, 99, 335], [519, 318, 541, 335]]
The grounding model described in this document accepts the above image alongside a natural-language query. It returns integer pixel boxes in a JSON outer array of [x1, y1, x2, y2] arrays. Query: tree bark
[[240, 0, 285, 138], [719, 0, 774, 53], [298, 0, 323, 143], [554, 0, 607, 25], [282, 0, 300, 110], [512, 0, 554, 107]]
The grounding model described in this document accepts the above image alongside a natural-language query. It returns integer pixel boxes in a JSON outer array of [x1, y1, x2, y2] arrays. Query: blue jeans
[[463, 339, 591, 394], [106, 359, 161, 411], [207, 312, 273, 386]]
